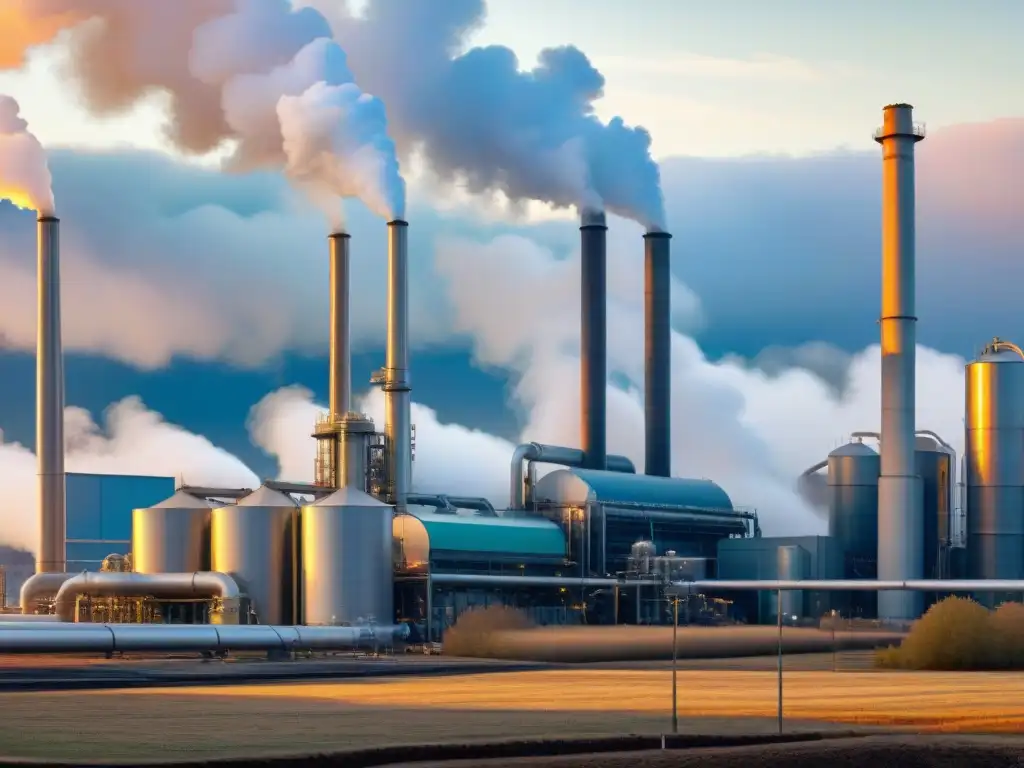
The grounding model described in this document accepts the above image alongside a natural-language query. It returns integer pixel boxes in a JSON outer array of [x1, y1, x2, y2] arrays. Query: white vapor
[[0, 94, 54, 215], [0, 397, 258, 554]]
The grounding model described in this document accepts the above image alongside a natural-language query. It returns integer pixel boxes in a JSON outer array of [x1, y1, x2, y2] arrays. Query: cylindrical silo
[[774, 545, 808, 621], [301, 487, 394, 626], [965, 338, 1024, 605], [211, 486, 298, 625], [915, 435, 953, 579], [827, 441, 880, 573], [132, 490, 215, 574]]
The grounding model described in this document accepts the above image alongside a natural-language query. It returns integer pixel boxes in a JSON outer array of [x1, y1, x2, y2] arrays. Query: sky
[[0, 0, 1019, 555]]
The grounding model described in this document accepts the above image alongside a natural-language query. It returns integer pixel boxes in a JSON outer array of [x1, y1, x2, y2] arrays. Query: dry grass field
[[1, 667, 1023, 762]]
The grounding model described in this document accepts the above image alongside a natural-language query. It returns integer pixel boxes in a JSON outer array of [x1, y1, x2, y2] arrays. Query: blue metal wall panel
[[64, 473, 174, 571], [65, 473, 103, 540]]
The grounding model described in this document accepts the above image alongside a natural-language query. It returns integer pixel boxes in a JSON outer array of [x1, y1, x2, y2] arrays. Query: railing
[[872, 122, 926, 140]]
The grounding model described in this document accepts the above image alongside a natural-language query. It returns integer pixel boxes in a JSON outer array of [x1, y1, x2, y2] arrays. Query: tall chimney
[[36, 216, 65, 574], [580, 209, 607, 471], [874, 103, 925, 621], [385, 220, 411, 510], [644, 230, 672, 477], [328, 232, 351, 420]]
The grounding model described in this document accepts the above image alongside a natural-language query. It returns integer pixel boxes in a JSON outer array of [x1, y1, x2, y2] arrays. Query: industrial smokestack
[[328, 232, 351, 420], [874, 104, 925, 621], [580, 210, 607, 471], [385, 220, 411, 511], [644, 230, 672, 477], [36, 216, 65, 574]]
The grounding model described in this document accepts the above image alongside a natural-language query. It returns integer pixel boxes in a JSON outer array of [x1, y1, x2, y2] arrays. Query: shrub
[[989, 601, 1024, 668], [441, 605, 535, 658], [875, 596, 1024, 670]]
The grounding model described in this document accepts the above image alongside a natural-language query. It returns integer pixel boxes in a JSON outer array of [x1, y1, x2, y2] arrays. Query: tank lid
[[311, 486, 392, 508], [236, 485, 298, 508], [146, 489, 217, 510], [975, 337, 1024, 364], [828, 441, 878, 458]]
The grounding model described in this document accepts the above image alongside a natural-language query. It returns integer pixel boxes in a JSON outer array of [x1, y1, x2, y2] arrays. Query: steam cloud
[[0, 397, 257, 554], [5, 0, 405, 221], [3, 0, 660, 226], [0, 95, 54, 215]]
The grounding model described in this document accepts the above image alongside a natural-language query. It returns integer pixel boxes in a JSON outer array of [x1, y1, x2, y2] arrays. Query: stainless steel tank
[[826, 441, 880, 574], [965, 338, 1024, 602], [630, 540, 656, 574], [132, 490, 215, 574], [775, 545, 809, 620], [915, 435, 954, 579], [211, 486, 298, 625], [301, 487, 394, 626]]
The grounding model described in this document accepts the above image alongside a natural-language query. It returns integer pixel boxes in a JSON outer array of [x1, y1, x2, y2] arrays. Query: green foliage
[[875, 596, 1024, 670]]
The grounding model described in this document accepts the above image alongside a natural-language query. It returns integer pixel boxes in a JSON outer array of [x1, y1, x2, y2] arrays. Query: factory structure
[[9, 104, 1024, 645]]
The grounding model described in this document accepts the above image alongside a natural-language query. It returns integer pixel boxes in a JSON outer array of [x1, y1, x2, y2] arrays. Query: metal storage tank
[[132, 490, 215, 574], [774, 545, 809, 621], [211, 486, 298, 625], [301, 487, 394, 626], [826, 441, 880, 573], [965, 338, 1024, 602], [915, 435, 954, 579]]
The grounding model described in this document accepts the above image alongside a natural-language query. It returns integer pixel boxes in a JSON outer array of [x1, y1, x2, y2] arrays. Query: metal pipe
[[52, 571, 242, 622], [429, 572, 1024, 594], [0, 622, 411, 654], [799, 459, 828, 477], [509, 442, 636, 509], [644, 230, 672, 477], [580, 209, 607, 471], [874, 104, 926, 621], [19, 572, 74, 614], [328, 231, 351, 421], [385, 219, 412, 512], [36, 215, 64, 574]]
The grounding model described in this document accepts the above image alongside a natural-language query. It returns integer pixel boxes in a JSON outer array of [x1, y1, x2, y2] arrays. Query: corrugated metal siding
[[65, 473, 174, 570], [568, 469, 734, 510], [406, 508, 566, 557]]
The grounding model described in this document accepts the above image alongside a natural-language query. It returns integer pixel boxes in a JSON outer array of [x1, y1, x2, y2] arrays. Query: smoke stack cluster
[[36, 216, 65, 574], [579, 210, 608, 471], [874, 103, 925, 621]]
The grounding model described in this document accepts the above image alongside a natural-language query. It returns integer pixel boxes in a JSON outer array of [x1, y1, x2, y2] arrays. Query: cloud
[[431, 231, 968, 536], [0, 396, 257, 553], [0, 148, 455, 369]]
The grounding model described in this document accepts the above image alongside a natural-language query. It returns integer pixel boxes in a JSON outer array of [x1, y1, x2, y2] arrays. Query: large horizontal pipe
[[178, 485, 252, 500], [264, 480, 333, 498], [428, 573, 1024, 593], [510, 442, 636, 509], [0, 623, 411, 654], [20, 572, 75, 613], [53, 571, 241, 623]]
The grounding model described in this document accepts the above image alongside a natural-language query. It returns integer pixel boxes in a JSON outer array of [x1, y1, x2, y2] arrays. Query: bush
[[875, 596, 1024, 670], [441, 605, 535, 658]]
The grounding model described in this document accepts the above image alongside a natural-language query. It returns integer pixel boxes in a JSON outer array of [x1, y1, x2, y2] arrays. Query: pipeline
[[52, 571, 241, 623], [510, 442, 636, 510], [0, 622, 411, 654], [20, 572, 75, 614]]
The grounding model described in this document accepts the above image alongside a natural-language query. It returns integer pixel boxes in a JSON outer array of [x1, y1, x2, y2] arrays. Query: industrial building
[[9, 103, 1024, 653]]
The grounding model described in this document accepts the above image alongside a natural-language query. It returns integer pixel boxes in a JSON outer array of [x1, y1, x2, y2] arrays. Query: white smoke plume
[[0, 95, 54, 214], [0, 397, 257, 554], [318, 0, 665, 227], [4, 0, 405, 221], [3, 0, 658, 226]]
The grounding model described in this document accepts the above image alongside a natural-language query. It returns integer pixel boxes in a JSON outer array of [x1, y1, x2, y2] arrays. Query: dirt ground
[[388, 736, 1024, 768], [0, 667, 1022, 762]]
